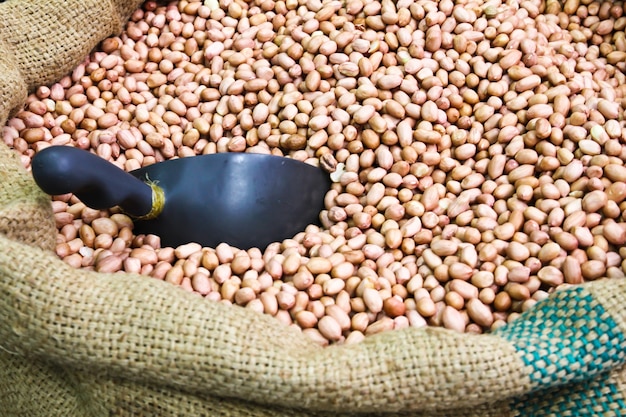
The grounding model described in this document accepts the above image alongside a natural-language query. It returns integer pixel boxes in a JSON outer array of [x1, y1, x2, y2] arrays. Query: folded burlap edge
[[0, 0, 145, 125], [3, 217, 626, 415], [0, 226, 534, 414]]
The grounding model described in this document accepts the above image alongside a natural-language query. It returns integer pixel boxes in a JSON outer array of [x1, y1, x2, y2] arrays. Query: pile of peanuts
[[3, 0, 626, 345]]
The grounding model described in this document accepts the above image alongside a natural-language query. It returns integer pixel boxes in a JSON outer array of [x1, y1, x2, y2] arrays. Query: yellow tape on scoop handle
[[133, 179, 165, 221]]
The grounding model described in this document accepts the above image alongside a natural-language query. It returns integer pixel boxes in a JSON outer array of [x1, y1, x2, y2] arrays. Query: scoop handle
[[31, 146, 153, 217]]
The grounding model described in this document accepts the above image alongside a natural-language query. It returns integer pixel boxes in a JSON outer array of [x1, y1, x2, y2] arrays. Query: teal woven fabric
[[495, 284, 626, 415], [513, 369, 626, 417], [497, 286, 626, 387]]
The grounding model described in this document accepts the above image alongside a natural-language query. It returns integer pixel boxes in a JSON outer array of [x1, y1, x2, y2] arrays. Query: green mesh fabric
[[496, 283, 626, 416], [496, 285, 626, 389]]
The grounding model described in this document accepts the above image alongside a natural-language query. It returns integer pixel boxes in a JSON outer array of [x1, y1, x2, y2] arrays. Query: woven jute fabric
[[0, 142, 56, 250], [1, 0, 626, 415], [0, 0, 143, 125]]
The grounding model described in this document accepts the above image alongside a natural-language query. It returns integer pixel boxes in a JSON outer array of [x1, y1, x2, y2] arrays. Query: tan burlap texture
[[1, 0, 626, 416]]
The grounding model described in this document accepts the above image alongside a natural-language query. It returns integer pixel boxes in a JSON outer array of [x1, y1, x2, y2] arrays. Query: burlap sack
[[1, 0, 626, 415]]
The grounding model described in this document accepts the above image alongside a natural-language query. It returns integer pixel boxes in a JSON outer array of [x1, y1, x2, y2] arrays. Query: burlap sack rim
[[0, 229, 538, 413]]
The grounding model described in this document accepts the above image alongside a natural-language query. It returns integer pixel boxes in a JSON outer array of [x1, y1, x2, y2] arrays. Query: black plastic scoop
[[31, 146, 331, 250]]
